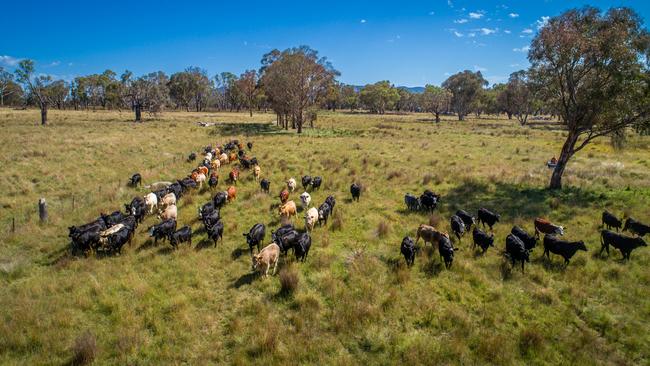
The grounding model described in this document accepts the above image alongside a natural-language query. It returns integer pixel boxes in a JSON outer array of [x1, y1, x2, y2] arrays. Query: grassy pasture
[[0, 108, 649, 365]]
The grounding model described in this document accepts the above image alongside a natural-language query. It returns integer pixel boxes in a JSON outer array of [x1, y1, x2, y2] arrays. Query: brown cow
[[279, 200, 297, 220], [415, 224, 449, 248], [280, 189, 289, 204], [197, 166, 209, 176], [227, 186, 237, 202], [534, 218, 564, 238], [253, 243, 281, 277], [229, 168, 239, 184], [229, 152, 237, 162]]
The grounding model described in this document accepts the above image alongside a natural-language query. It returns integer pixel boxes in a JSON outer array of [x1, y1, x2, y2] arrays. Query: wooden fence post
[[12, 217, 15, 233], [39, 198, 48, 223]]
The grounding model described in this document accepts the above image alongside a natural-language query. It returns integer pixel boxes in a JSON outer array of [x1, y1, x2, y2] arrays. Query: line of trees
[[2, 7, 648, 189]]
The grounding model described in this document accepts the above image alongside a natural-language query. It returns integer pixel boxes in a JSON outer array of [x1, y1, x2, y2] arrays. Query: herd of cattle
[[401, 197, 649, 271], [67, 139, 649, 277]]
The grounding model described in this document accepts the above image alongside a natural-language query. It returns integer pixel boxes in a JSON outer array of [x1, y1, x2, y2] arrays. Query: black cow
[[202, 209, 221, 229], [438, 235, 455, 269], [472, 227, 494, 253], [243, 223, 266, 256], [207, 220, 224, 247], [455, 210, 475, 230], [69, 218, 106, 240], [213, 191, 228, 208], [71, 229, 101, 255], [325, 195, 336, 212], [247, 142, 253, 150], [302, 175, 312, 190], [208, 174, 219, 188], [477, 208, 500, 230], [623, 217, 650, 237], [401, 236, 416, 266], [179, 177, 197, 190], [350, 183, 361, 202], [104, 227, 131, 254], [600, 230, 647, 260], [154, 188, 169, 201], [129, 173, 142, 187], [272, 224, 300, 256], [119, 215, 137, 238], [101, 211, 126, 227], [404, 194, 420, 211], [505, 234, 530, 272], [125, 197, 146, 224], [188, 152, 197, 162], [312, 176, 322, 190], [511, 226, 538, 251], [198, 201, 217, 219], [419, 190, 440, 212], [166, 182, 183, 199], [148, 219, 177, 245], [543, 235, 586, 265], [318, 202, 332, 226], [450, 215, 465, 241], [294, 233, 312, 262], [602, 211, 622, 231], [170, 226, 192, 249], [260, 178, 271, 193]]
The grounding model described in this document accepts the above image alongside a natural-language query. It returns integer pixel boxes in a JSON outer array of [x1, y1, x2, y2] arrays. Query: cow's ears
[[242, 233, 247, 237]]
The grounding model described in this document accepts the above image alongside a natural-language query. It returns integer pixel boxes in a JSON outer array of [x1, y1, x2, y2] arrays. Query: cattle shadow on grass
[[194, 238, 215, 251], [443, 181, 602, 223], [136, 239, 159, 253], [230, 272, 258, 289], [231, 247, 249, 260], [209, 123, 286, 136]]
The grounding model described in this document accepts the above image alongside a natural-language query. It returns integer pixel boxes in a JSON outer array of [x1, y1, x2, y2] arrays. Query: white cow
[[144, 192, 158, 214]]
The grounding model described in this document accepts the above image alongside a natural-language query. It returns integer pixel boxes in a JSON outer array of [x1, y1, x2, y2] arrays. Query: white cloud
[[49, 61, 60, 67], [444, 72, 452, 76], [428, 11, 435, 15], [447, 0, 453, 8], [504, 29, 511, 34], [360, 19, 367, 24], [0, 55, 20, 66], [522, 28, 533, 34], [454, 31, 464, 37], [480, 27, 497, 35], [68, 62, 74, 67], [513, 45, 531, 53], [469, 11, 485, 19], [510, 63, 521, 67], [454, 19, 468, 24], [536, 16, 550, 29], [474, 65, 487, 72], [468, 32, 476, 38], [509, 13, 519, 18]]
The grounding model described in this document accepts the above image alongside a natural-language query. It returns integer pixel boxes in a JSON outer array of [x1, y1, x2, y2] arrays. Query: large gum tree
[[528, 7, 650, 189]]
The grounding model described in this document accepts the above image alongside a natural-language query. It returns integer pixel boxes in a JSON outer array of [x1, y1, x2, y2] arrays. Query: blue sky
[[1, 0, 648, 86]]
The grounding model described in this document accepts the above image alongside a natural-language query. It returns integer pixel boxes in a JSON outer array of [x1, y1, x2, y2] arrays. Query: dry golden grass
[[0, 108, 649, 364]]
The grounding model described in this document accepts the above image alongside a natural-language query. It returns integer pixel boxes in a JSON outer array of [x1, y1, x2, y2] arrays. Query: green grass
[[0, 108, 649, 365]]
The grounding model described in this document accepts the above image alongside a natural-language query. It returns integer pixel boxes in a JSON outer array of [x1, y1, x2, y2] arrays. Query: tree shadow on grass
[[443, 181, 603, 223], [209, 123, 287, 136]]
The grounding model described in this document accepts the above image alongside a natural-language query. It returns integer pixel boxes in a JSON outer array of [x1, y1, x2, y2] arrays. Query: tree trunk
[[41, 104, 48, 125], [296, 111, 303, 134], [549, 131, 578, 190], [458, 113, 464, 121], [135, 104, 142, 122], [1, 92, 3, 107], [435, 112, 440, 123], [249, 108, 253, 117], [507, 112, 513, 120]]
